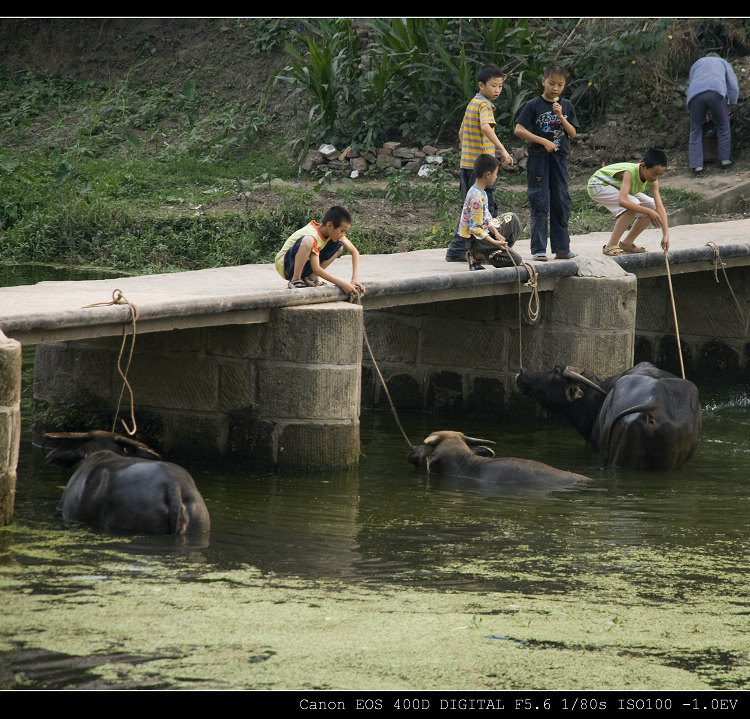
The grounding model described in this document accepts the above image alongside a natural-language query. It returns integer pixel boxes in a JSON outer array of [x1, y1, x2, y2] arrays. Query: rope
[[83, 289, 140, 436], [706, 241, 747, 334], [349, 289, 413, 448], [505, 250, 540, 369], [662, 250, 685, 379]]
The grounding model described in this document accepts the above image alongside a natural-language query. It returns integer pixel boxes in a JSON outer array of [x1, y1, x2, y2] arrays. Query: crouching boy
[[275, 205, 365, 295], [456, 153, 522, 270]]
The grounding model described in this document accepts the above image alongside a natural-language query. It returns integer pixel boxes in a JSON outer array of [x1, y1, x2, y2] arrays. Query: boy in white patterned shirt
[[456, 154, 521, 271]]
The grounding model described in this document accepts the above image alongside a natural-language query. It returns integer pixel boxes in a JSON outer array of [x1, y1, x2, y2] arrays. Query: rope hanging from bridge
[[82, 289, 140, 436], [662, 250, 685, 380], [706, 241, 748, 335], [506, 253, 540, 369], [349, 289, 413, 448]]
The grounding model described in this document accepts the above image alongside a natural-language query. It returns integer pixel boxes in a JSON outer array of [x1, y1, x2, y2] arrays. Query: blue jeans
[[527, 152, 572, 256], [688, 90, 731, 169]]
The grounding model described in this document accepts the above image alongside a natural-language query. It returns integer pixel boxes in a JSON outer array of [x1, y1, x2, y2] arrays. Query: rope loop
[[83, 289, 139, 436], [705, 241, 747, 334]]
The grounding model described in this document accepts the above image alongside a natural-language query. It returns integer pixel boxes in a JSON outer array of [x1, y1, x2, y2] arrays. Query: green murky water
[[2, 264, 750, 691]]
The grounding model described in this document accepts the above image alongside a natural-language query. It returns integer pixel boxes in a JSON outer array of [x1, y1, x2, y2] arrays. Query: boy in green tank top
[[587, 148, 670, 256]]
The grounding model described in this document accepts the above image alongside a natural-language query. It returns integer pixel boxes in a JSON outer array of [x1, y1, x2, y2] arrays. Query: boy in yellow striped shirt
[[446, 65, 514, 261]]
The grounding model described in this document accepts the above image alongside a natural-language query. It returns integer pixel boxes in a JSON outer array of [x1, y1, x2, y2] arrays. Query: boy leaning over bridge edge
[[588, 148, 670, 256], [275, 205, 366, 295]]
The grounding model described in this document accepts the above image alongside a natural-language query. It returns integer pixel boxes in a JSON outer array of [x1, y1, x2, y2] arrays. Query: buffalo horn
[[463, 435, 496, 446], [562, 366, 607, 395]]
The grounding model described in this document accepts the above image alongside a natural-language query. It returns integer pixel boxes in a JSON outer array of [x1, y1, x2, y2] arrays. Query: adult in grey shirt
[[687, 55, 739, 172]]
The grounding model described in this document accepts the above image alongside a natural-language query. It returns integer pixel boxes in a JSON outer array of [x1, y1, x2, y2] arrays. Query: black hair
[[473, 153, 500, 178], [642, 148, 668, 168], [478, 65, 504, 84], [321, 205, 352, 228], [543, 64, 567, 79]]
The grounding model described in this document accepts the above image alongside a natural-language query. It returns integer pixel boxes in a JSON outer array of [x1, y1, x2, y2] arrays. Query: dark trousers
[[283, 238, 343, 279], [527, 152, 572, 256], [688, 90, 731, 169], [446, 168, 498, 261]]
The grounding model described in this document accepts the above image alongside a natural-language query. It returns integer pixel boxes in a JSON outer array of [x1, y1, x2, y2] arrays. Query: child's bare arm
[[651, 181, 670, 250], [482, 122, 514, 166], [514, 123, 557, 153], [341, 238, 366, 293], [618, 173, 663, 228]]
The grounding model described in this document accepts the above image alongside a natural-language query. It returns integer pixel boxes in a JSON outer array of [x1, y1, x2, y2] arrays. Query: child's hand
[[660, 233, 670, 251], [542, 138, 558, 153], [499, 149, 514, 166], [649, 209, 664, 228], [552, 101, 563, 118]]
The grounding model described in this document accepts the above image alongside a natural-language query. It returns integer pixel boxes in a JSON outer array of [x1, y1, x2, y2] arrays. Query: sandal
[[303, 276, 325, 286], [467, 252, 485, 271], [602, 245, 625, 256], [532, 254, 548, 262], [618, 241, 646, 254], [287, 279, 307, 289]]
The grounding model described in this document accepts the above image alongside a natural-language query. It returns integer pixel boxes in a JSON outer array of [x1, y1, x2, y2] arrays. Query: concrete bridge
[[2, 218, 750, 523]]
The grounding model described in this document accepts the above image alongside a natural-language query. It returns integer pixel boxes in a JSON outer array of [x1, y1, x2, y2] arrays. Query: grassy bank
[[0, 58, 704, 275]]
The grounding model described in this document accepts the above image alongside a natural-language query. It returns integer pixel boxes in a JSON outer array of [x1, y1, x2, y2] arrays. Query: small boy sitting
[[274, 205, 365, 294], [456, 153, 522, 271]]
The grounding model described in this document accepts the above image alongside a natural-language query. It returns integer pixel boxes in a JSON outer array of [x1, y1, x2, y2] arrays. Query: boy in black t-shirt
[[514, 65, 580, 261]]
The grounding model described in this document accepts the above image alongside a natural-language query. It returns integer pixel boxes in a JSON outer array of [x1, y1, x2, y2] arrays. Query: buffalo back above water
[[408, 430, 590, 488], [516, 362, 701, 471], [57, 451, 211, 535]]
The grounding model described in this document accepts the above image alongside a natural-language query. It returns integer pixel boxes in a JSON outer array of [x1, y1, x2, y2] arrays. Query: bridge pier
[[363, 265, 637, 415], [32, 301, 362, 472], [0, 330, 22, 525]]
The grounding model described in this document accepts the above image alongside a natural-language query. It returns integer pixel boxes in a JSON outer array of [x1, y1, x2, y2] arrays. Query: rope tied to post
[[706, 241, 747, 334], [82, 289, 140, 436]]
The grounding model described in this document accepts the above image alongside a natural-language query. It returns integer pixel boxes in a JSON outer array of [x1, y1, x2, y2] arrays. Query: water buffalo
[[407, 430, 590, 488], [45, 430, 210, 535], [515, 362, 701, 471]]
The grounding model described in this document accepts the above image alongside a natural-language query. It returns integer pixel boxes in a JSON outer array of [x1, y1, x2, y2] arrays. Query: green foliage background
[[1, 17, 749, 273]]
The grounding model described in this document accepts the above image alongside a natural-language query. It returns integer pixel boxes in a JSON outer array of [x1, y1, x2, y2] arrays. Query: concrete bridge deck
[[2, 219, 750, 345]]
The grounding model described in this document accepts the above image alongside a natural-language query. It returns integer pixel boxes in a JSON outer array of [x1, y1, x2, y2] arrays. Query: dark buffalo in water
[[407, 430, 590, 488], [46, 430, 210, 535], [516, 362, 701, 471]]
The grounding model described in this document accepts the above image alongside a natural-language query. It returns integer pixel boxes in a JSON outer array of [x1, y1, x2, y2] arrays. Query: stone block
[[219, 361, 256, 412], [419, 318, 509, 371], [0, 334, 21, 406], [269, 303, 363, 365], [258, 364, 360, 420], [127, 354, 219, 411], [207, 323, 266, 359], [275, 420, 360, 470], [548, 275, 636, 329], [33, 343, 114, 404], [165, 412, 227, 458], [363, 313, 419, 364]]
